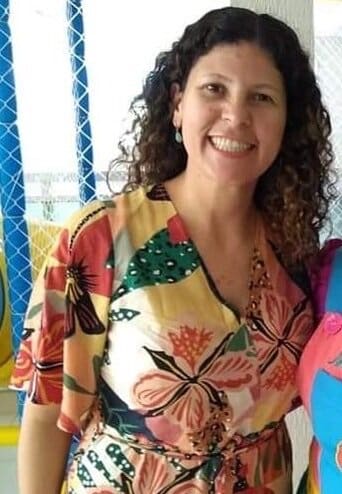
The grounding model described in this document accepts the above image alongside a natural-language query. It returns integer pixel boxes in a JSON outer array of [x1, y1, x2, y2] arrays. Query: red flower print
[[134, 328, 258, 432], [145, 414, 182, 443], [167, 214, 189, 244], [47, 214, 114, 298], [251, 292, 312, 390], [58, 412, 79, 435], [166, 384, 208, 431], [62, 215, 115, 338], [45, 228, 68, 292], [133, 454, 172, 494], [132, 453, 208, 494], [264, 354, 297, 391], [11, 301, 65, 403], [38, 302, 64, 361], [10, 334, 33, 390], [29, 308, 64, 403], [41, 212, 115, 339], [169, 325, 212, 373]]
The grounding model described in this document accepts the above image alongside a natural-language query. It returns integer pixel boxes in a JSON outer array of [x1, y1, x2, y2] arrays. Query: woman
[[11, 7, 335, 494], [297, 239, 342, 493]]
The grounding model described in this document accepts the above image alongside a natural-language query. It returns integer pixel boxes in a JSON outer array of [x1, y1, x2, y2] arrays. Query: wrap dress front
[[12, 184, 314, 493]]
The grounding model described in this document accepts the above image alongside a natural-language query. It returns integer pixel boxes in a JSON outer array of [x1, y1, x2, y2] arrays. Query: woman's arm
[[18, 400, 72, 494], [12, 201, 115, 493]]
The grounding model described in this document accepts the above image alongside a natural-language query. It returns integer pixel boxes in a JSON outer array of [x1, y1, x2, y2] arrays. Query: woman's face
[[172, 41, 287, 189]]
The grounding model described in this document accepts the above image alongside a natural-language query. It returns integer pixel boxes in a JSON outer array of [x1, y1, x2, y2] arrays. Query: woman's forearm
[[18, 401, 72, 494]]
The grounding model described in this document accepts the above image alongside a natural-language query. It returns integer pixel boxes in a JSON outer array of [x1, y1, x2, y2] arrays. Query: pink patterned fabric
[[310, 239, 342, 321], [298, 239, 342, 493]]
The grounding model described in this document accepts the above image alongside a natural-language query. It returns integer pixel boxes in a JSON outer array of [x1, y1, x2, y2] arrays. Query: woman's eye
[[204, 83, 224, 94], [253, 93, 273, 103]]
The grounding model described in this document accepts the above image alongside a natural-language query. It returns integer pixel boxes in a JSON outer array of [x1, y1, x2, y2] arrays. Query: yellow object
[[0, 250, 12, 387], [27, 220, 61, 280], [0, 220, 61, 387], [307, 459, 320, 493], [0, 425, 19, 446]]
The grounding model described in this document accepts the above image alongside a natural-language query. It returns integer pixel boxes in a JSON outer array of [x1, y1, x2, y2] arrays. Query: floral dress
[[11, 184, 314, 493], [297, 240, 342, 493]]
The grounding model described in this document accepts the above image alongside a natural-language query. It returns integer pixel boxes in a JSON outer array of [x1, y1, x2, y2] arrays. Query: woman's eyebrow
[[201, 73, 282, 91], [252, 83, 282, 93]]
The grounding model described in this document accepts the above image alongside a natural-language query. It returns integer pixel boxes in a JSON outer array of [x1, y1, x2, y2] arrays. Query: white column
[[229, 0, 314, 55]]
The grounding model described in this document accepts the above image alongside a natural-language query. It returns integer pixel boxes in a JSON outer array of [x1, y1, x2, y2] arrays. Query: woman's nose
[[221, 99, 251, 127]]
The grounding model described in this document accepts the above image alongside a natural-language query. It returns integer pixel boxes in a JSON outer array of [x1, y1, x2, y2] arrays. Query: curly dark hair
[[108, 7, 336, 267]]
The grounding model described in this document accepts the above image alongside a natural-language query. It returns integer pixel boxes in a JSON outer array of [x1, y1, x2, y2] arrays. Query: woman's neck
[[165, 171, 258, 239]]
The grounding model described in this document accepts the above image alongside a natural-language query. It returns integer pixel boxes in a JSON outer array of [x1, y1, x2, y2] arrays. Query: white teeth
[[210, 137, 253, 152]]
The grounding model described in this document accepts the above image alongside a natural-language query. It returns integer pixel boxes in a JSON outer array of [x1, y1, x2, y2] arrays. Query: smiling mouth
[[210, 136, 255, 153]]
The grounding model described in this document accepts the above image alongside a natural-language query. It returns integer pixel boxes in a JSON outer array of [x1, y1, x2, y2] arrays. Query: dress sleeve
[[310, 238, 342, 321], [10, 200, 116, 434]]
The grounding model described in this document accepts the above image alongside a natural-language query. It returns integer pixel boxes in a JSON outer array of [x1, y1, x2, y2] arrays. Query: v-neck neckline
[[156, 182, 262, 322]]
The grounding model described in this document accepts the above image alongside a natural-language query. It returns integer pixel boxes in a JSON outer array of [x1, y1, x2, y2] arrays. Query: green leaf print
[[100, 378, 157, 440], [109, 308, 140, 322], [92, 354, 103, 381], [199, 455, 223, 484], [83, 448, 133, 490], [27, 302, 43, 319], [77, 463, 97, 488], [63, 373, 94, 395], [111, 228, 200, 302], [226, 324, 255, 353], [105, 443, 135, 478]]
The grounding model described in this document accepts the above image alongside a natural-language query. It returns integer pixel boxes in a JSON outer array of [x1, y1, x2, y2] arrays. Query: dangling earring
[[175, 127, 183, 144]]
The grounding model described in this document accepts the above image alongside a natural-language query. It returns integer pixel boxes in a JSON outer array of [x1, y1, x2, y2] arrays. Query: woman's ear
[[170, 82, 183, 127]]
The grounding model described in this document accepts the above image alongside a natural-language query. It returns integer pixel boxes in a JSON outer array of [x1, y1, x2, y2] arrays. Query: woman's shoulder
[[60, 183, 174, 251], [62, 197, 115, 227], [61, 186, 148, 240], [56, 199, 117, 257]]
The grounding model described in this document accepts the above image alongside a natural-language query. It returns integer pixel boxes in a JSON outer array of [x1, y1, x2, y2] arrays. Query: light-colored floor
[[0, 390, 19, 494], [0, 390, 18, 427], [0, 446, 18, 494]]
